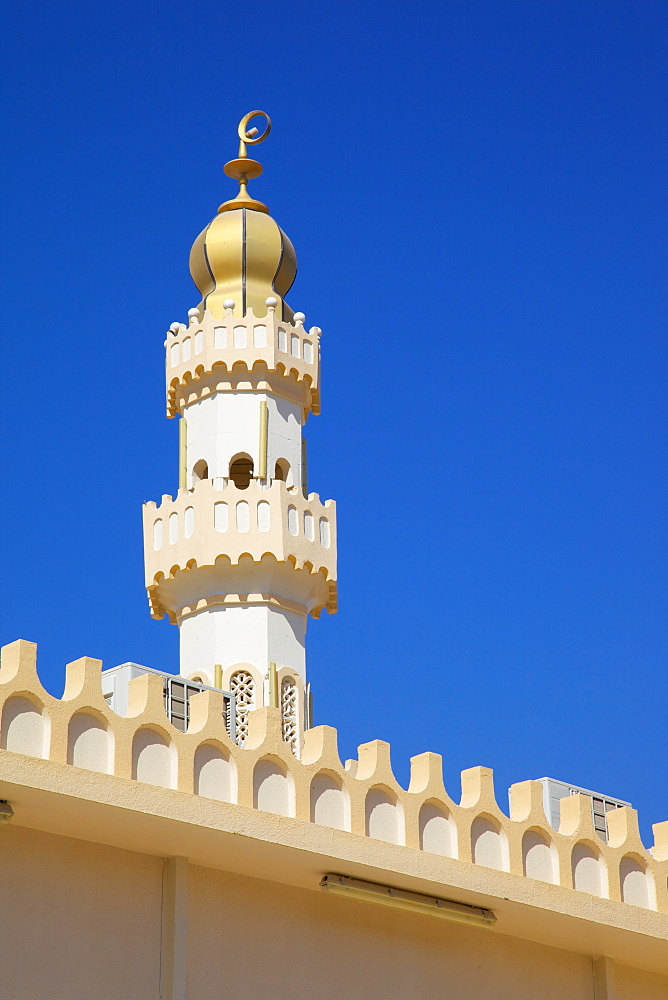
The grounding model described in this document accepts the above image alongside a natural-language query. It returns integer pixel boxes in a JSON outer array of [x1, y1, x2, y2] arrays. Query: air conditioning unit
[[532, 777, 631, 843], [101, 662, 236, 741]]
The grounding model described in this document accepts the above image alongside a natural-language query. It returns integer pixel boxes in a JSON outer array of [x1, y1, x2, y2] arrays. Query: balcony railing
[[165, 307, 321, 417], [143, 479, 337, 616]]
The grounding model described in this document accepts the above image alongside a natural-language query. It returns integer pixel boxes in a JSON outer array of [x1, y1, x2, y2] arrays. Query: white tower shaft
[[143, 305, 336, 746]]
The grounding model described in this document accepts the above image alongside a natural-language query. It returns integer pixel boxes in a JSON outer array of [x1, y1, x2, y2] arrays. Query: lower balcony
[[143, 479, 337, 620]]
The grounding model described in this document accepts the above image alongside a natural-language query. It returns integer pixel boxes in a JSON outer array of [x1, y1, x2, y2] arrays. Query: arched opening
[[192, 459, 209, 485], [229, 454, 254, 489], [274, 458, 291, 483]]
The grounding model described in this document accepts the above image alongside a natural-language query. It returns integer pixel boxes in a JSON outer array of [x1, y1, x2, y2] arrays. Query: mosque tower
[[142, 112, 337, 746]]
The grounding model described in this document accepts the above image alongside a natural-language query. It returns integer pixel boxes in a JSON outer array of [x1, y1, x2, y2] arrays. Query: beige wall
[[2, 825, 666, 1000], [1, 826, 163, 1000], [616, 963, 668, 1000], [188, 863, 593, 1000]]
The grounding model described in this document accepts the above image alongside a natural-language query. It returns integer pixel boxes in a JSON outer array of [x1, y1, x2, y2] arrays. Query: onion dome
[[189, 111, 297, 322]]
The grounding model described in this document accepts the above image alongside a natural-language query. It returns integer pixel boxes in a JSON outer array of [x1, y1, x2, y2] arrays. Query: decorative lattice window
[[229, 670, 255, 745], [281, 677, 299, 755]]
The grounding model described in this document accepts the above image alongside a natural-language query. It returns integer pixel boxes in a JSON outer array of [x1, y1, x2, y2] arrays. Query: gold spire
[[218, 111, 272, 214], [189, 111, 297, 321]]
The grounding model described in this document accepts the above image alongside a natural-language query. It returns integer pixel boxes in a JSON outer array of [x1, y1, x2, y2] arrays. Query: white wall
[[184, 393, 303, 487], [179, 603, 306, 685]]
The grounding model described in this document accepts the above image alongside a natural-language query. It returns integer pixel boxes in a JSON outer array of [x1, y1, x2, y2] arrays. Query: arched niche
[[572, 842, 607, 897], [194, 743, 235, 803], [310, 772, 348, 830], [620, 855, 655, 909], [253, 758, 293, 817], [365, 786, 403, 845], [522, 828, 557, 883], [419, 801, 457, 858], [132, 728, 175, 788], [67, 712, 112, 773], [1, 695, 48, 758], [471, 815, 509, 871]]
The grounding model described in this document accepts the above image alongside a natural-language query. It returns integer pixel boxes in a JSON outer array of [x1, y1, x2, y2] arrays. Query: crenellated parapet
[[165, 305, 321, 419], [143, 479, 337, 621], [1, 639, 666, 922]]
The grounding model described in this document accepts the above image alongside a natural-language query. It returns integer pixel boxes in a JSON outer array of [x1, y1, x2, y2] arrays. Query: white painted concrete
[[184, 393, 303, 488], [179, 603, 306, 685]]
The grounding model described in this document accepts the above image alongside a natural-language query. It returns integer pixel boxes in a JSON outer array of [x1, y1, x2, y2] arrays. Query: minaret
[[142, 112, 337, 747]]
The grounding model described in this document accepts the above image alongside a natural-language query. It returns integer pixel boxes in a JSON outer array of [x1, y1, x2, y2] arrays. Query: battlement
[[165, 307, 320, 418], [143, 479, 337, 620], [1, 639, 666, 925]]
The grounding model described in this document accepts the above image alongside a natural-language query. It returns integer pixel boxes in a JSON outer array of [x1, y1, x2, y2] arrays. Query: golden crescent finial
[[237, 110, 272, 156], [219, 111, 273, 215]]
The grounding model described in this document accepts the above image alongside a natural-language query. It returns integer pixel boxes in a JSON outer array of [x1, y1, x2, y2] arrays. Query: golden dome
[[189, 112, 297, 322]]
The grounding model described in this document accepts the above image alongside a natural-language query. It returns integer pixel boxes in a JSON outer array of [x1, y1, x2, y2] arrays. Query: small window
[[229, 455, 254, 489], [192, 459, 209, 484], [274, 459, 290, 483]]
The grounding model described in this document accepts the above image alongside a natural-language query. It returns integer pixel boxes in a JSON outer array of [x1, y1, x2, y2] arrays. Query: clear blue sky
[[1, 2, 666, 843]]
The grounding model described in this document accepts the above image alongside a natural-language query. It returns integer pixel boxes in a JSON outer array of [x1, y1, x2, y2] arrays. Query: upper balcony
[[165, 306, 321, 418], [143, 479, 337, 620]]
